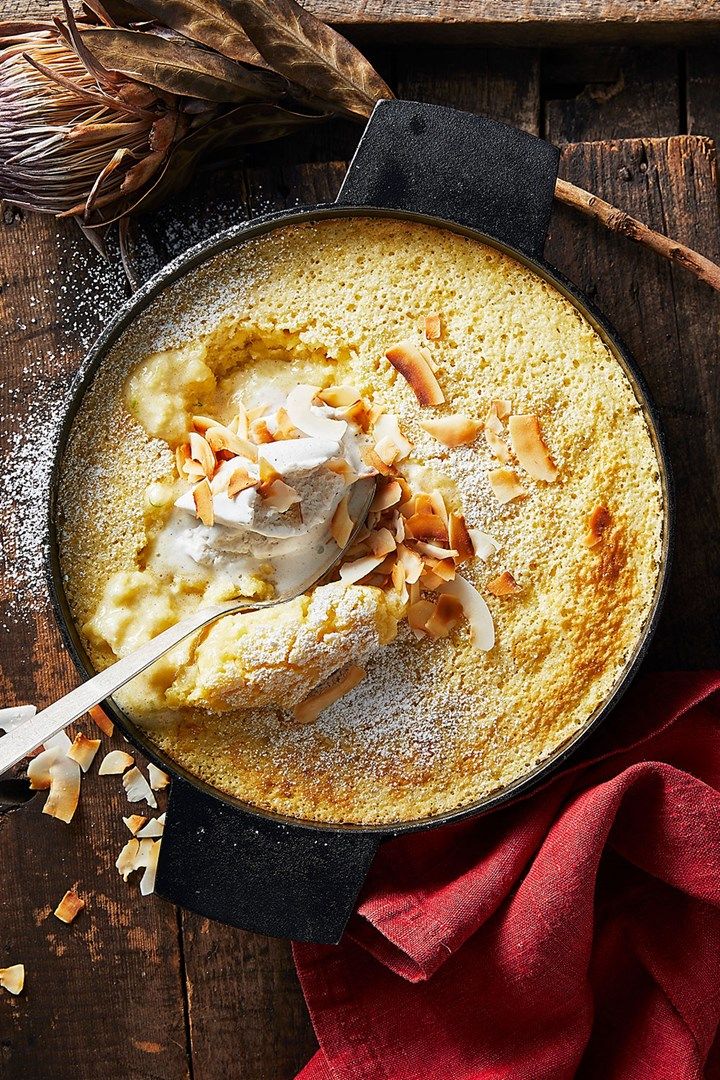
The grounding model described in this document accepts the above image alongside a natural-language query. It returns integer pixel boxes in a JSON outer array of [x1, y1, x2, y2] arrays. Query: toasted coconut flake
[[287, 384, 347, 439], [414, 541, 459, 561], [257, 456, 283, 491], [408, 599, 435, 632], [89, 705, 113, 737], [373, 413, 413, 461], [272, 406, 299, 440], [122, 766, 157, 809], [54, 888, 85, 924], [249, 418, 275, 444], [317, 385, 361, 408], [385, 341, 445, 406], [487, 570, 521, 597], [425, 594, 465, 638], [192, 479, 214, 527], [441, 575, 495, 651], [339, 554, 386, 585], [0, 704, 36, 733], [139, 839, 161, 896], [469, 529, 499, 562], [484, 425, 512, 463], [27, 748, 55, 789], [230, 404, 249, 439], [391, 559, 408, 604], [67, 733, 100, 773], [45, 755, 81, 824], [361, 445, 396, 477], [508, 415, 558, 482], [428, 490, 449, 523], [424, 557, 456, 583], [292, 665, 365, 725], [449, 513, 475, 564], [326, 457, 358, 485], [123, 814, 147, 835], [191, 415, 216, 434], [116, 838, 141, 882], [337, 398, 373, 430], [424, 313, 442, 340], [393, 512, 406, 543], [420, 569, 444, 590], [136, 815, 165, 838], [205, 424, 258, 462], [98, 750, 134, 775], [189, 432, 215, 477], [397, 544, 424, 584], [404, 513, 449, 543], [371, 479, 403, 512], [0, 965, 24, 996], [44, 730, 72, 754], [263, 479, 301, 512], [421, 414, 482, 448], [488, 467, 527, 505], [368, 528, 397, 558], [216, 463, 256, 498], [148, 764, 170, 791], [492, 399, 512, 421], [331, 495, 354, 549]]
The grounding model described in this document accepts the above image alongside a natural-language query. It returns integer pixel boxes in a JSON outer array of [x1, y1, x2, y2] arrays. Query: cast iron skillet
[[47, 101, 673, 943]]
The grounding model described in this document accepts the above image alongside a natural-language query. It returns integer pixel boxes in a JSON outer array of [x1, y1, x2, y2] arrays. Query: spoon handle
[[0, 602, 240, 776]]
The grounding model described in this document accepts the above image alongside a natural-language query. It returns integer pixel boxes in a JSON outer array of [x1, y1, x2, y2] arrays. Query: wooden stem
[[554, 176, 720, 294]]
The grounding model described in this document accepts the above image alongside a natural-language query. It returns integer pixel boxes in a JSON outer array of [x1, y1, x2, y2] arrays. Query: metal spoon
[[0, 477, 377, 775]]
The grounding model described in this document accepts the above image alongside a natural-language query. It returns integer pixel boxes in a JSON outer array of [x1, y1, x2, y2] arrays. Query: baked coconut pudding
[[57, 217, 664, 825]]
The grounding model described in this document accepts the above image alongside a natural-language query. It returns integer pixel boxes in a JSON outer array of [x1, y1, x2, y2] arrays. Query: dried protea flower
[[0, 17, 186, 226]]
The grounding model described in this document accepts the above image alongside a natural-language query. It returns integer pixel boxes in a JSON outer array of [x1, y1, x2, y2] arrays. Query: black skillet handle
[[336, 99, 560, 259], [154, 776, 380, 943]]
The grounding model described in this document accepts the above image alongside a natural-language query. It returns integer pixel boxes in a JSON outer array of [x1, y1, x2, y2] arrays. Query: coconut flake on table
[[122, 766, 158, 809]]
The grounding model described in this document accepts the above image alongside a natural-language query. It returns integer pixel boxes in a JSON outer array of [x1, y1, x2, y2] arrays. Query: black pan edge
[[46, 203, 674, 838]]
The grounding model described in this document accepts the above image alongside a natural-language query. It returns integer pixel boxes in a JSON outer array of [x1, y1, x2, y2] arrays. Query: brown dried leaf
[[80, 27, 278, 102], [115, 0, 271, 69], [226, 0, 393, 119]]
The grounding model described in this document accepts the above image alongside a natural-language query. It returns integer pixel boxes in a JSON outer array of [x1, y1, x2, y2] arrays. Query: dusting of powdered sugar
[[0, 197, 254, 632]]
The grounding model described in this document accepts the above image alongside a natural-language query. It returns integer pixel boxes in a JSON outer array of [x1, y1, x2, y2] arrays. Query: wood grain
[[5, 0, 720, 44], [546, 136, 720, 667], [544, 47, 680, 143], [686, 48, 720, 149]]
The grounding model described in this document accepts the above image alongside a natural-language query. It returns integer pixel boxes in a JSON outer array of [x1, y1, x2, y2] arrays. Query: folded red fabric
[[294, 671, 720, 1080]]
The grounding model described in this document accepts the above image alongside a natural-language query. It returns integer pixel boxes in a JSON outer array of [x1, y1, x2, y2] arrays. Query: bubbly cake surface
[[57, 217, 664, 824]]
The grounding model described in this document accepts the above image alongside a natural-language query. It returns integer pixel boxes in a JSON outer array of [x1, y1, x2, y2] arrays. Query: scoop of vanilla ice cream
[[156, 390, 372, 589]]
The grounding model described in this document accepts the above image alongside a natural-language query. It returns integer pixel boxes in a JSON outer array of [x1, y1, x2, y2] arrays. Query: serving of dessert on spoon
[[0, 474, 377, 776]]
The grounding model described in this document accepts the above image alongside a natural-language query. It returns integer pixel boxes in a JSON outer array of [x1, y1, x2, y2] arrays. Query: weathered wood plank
[[546, 136, 720, 667], [686, 48, 720, 149], [544, 48, 680, 143], [5, 0, 720, 44], [394, 45, 541, 134], [0, 211, 191, 1080]]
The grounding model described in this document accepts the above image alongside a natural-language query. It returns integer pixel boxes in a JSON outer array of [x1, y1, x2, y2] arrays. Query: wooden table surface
[[1, 15, 720, 1079]]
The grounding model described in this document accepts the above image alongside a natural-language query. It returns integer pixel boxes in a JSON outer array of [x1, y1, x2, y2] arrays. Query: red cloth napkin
[[294, 671, 720, 1080]]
